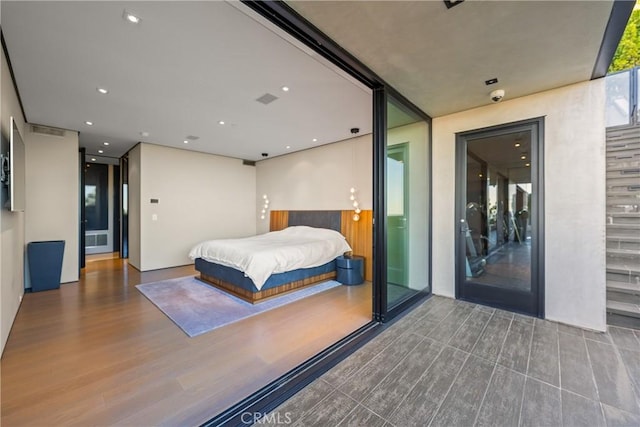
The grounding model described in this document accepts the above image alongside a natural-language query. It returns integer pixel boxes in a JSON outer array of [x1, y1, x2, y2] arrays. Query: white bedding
[[188, 226, 352, 290]]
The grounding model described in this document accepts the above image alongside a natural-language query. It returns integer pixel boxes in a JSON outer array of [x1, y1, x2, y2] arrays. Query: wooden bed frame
[[196, 209, 372, 304], [199, 271, 336, 304]]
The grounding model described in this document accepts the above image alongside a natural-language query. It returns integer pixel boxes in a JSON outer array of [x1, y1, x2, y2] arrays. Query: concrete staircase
[[606, 127, 640, 329]]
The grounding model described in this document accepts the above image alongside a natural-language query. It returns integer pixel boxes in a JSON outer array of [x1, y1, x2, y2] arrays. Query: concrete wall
[[432, 79, 606, 331], [130, 143, 256, 271], [1, 48, 26, 354], [255, 135, 373, 234]]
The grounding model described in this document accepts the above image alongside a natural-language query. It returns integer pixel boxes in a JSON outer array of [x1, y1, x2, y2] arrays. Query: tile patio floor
[[263, 296, 640, 426]]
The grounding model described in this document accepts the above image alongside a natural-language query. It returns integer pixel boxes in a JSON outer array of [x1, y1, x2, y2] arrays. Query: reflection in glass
[[605, 70, 631, 127], [465, 133, 532, 292], [386, 96, 430, 308]]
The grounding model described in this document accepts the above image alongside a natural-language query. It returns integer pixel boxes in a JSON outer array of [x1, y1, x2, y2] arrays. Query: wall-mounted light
[[260, 194, 270, 220], [350, 187, 360, 221]]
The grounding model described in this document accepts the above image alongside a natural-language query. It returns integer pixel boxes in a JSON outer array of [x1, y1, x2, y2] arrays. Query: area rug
[[136, 277, 341, 337]]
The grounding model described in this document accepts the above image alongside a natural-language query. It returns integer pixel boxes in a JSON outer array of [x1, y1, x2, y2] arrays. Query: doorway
[[455, 119, 544, 316]]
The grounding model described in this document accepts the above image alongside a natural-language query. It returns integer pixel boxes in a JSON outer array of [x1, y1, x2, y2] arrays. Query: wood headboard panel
[[270, 210, 373, 281]]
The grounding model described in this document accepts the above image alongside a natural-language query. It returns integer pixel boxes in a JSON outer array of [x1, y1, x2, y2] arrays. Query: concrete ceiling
[[1, 1, 372, 161], [288, 0, 615, 117]]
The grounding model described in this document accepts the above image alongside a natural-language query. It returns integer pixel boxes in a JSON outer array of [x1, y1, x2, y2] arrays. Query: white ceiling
[[288, 0, 615, 117], [1, 1, 372, 161]]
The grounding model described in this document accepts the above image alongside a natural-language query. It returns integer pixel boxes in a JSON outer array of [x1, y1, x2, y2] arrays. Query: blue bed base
[[194, 258, 337, 293]]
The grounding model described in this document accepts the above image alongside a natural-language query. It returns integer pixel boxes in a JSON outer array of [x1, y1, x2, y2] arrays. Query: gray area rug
[[136, 276, 341, 337]]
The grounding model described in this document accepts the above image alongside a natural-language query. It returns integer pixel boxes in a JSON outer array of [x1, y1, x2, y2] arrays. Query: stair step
[[606, 300, 640, 318], [608, 212, 640, 218], [607, 223, 640, 230], [607, 280, 640, 294], [607, 235, 640, 243], [606, 248, 640, 257], [607, 263, 640, 275]]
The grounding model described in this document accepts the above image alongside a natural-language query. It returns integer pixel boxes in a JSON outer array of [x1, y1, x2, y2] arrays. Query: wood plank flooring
[[1, 259, 372, 426]]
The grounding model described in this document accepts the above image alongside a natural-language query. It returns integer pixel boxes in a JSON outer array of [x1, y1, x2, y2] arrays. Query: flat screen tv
[[7, 116, 25, 212]]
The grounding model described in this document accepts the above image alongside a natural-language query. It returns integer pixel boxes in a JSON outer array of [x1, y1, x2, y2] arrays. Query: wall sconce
[[350, 187, 361, 221], [260, 194, 269, 220]]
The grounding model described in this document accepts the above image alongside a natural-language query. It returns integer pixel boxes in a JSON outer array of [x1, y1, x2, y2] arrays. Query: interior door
[[387, 144, 408, 287], [456, 120, 543, 316], [79, 148, 86, 269]]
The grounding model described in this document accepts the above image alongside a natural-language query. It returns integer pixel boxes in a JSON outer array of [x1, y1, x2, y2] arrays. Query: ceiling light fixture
[[183, 140, 189, 144], [286, 145, 291, 149], [140, 131, 150, 137], [96, 87, 109, 95], [123, 10, 141, 24], [281, 86, 290, 92], [85, 121, 93, 126], [521, 155, 527, 160], [91, 158, 96, 162], [514, 143, 521, 147], [98, 150, 104, 154], [103, 142, 110, 146], [218, 120, 225, 125], [312, 138, 318, 142], [526, 163, 531, 167]]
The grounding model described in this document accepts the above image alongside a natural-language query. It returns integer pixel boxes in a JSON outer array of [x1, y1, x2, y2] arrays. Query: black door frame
[[455, 117, 545, 317]]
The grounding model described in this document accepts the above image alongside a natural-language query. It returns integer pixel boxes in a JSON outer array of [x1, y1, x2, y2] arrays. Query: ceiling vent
[[242, 160, 256, 166], [256, 93, 278, 105], [31, 124, 66, 137]]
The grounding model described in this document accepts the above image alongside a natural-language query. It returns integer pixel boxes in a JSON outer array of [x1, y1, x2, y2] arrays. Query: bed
[[189, 212, 352, 303]]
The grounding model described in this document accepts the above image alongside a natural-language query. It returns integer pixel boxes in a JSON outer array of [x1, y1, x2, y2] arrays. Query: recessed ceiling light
[[514, 143, 521, 147], [91, 158, 96, 162], [98, 150, 104, 154], [281, 86, 290, 92], [85, 121, 93, 126], [312, 138, 318, 142], [526, 163, 531, 167], [140, 131, 150, 137], [96, 87, 109, 95], [123, 10, 141, 24], [218, 120, 225, 125], [103, 142, 109, 146], [521, 155, 526, 160], [286, 145, 291, 149], [183, 140, 189, 144]]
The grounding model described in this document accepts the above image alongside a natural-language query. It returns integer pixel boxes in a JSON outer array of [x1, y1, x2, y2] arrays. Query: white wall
[[432, 80, 606, 331], [128, 145, 142, 269], [24, 129, 79, 285], [131, 143, 256, 271], [1, 48, 26, 354], [388, 122, 430, 291], [255, 136, 372, 234]]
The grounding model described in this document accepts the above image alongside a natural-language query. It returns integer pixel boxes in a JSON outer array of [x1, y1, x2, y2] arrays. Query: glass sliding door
[[384, 95, 430, 312]]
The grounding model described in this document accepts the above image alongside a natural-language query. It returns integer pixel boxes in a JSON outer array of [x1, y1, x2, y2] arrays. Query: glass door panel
[[457, 122, 542, 316], [385, 96, 430, 310]]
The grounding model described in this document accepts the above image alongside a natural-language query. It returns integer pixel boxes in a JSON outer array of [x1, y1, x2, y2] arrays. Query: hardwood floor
[[1, 259, 372, 426]]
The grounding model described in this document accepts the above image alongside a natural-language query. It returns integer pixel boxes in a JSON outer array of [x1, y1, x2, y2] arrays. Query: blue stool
[[336, 255, 365, 285]]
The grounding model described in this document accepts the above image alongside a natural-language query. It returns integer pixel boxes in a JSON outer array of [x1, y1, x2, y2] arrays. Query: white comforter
[[188, 226, 352, 290]]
